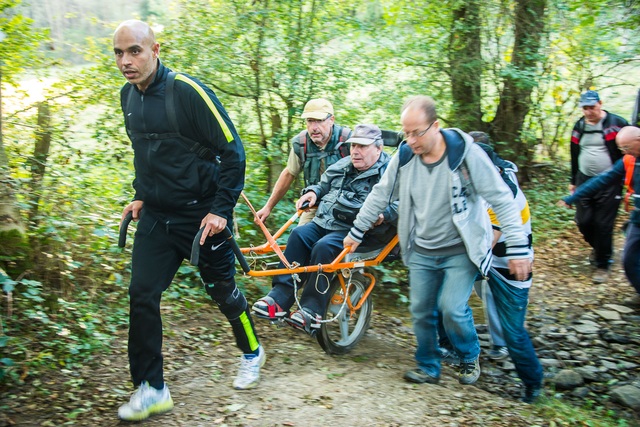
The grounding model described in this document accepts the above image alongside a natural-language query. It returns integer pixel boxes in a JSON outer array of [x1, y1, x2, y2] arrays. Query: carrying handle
[[118, 211, 134, 248], [191, 226, 251, 273], [298, 200, 311, 212]]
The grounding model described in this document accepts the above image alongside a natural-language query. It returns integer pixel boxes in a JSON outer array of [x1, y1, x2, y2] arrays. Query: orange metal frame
[[237, 192, 399, 316]]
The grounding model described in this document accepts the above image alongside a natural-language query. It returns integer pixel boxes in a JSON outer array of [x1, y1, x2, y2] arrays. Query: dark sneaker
[[622, 220, 630, 236], [118, 382, 174, 421], [459, 358, 481, 385], [521, 385, 542, 404], [439, 347, 461, 366], [623, 294, 640, 308], [487, 345, 509, 360], [592, 268, 609, 284], [233, 345, 266, 390], [286, 308, 322, 336], [252, 296, 289, 321], [403, 368, 439, 384]]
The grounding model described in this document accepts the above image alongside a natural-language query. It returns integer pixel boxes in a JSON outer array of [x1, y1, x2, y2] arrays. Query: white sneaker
[[117, 381, 174, 421], [488, 345, 509, 360], [233, 345, 266, 390], [459, 358, 481, 385]]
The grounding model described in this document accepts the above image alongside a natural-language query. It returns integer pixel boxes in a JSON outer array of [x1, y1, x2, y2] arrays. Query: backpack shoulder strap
[[577, 117, 586, 136], [398, 141, 415, 167], [165, 72, 179, 134], [474, 141, 518, 196], [123, 84, 134, 113], [123, 84, 135, 137], [441, 128, 464, 145], [340, 126, 351, 142], [164, 72, 217, 162], [293, 130, 308, 163]]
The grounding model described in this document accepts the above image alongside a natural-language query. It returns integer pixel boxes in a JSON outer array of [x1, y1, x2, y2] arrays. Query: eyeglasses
[[401, 121, 435, 140], [305, 114, 332, 125]]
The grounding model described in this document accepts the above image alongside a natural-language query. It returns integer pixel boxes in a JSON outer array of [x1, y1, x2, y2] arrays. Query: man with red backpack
[[255, 99, 351, 225]]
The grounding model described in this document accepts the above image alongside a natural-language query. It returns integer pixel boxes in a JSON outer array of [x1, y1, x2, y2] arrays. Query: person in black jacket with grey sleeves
[[113, 19, 263, 422]]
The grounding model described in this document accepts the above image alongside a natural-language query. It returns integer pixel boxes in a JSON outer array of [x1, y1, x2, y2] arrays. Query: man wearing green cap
[[255, 98, 351, 225]]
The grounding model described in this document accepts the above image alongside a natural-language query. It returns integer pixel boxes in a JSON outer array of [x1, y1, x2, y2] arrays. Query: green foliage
[[160, 0, 390, 199], [533, 392, 631, 427], [0, 228, 26, 263], [0, 0, 50, 85], [0, 43, 138, 384], [523, 163, 576, 243], [526, 0, 640, 161], [0, 273, 128, 384]]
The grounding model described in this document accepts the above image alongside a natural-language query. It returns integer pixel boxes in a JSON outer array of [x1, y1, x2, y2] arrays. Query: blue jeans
[[408, 250, 480, 378], [474, 280, 506, 347], [486, 270, 543, 389]]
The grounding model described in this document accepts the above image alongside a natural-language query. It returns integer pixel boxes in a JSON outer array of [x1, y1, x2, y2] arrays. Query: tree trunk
[[0, 67, 24, 237], [28, 101, 52, 225], [448, 0, 485, 132], [490, 0, 547, 181], [269, 109, 284, 190], [0, 67, 26, 261]]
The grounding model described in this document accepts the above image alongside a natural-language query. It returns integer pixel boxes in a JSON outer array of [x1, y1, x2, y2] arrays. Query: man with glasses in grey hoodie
[[344, 96, 531, 392]]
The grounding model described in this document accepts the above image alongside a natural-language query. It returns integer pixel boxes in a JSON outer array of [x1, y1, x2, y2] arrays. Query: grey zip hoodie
[[347, 128, 530, 276]]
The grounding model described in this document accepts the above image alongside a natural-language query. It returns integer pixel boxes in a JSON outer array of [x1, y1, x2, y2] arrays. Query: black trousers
[[575, 171, 622, 269], [127, 208, 259, 389]]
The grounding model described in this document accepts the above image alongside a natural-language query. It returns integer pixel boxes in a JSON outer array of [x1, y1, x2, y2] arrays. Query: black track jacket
[[120, 61, 245, 221]]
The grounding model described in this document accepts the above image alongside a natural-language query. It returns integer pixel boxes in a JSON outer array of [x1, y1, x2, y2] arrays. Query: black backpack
[[122, 72, 217, 162], [292, 126, 351, 165], [397, 129, 517, 196]]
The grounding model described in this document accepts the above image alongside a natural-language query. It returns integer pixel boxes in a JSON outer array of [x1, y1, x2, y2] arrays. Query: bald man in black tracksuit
[[114, 19, 263, 422]]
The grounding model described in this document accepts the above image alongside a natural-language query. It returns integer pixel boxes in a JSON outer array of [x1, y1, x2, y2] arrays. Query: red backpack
[[623, 154, 635, 212]]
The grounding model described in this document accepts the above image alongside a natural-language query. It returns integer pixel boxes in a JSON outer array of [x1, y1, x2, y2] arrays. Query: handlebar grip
[[118, 211, 133, 248], [190, 227, 205, 265], [190, 227, 251, 274]]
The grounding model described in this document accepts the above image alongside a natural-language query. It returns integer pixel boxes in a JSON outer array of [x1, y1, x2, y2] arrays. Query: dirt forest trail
[[12, 308, 546, 427], [2, 227, 640, 427]]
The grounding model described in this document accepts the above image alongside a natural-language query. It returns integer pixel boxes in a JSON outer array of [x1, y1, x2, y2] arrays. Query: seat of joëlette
[[345, 236, 400, 263]]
